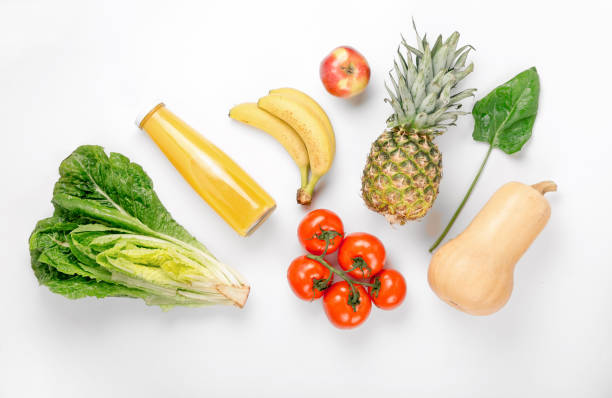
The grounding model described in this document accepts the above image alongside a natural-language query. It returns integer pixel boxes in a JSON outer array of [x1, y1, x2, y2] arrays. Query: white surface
[[1, 0, 610, 396]]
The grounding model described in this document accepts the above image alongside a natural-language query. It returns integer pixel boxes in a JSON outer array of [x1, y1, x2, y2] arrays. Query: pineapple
[[361, 23, 476, 224]]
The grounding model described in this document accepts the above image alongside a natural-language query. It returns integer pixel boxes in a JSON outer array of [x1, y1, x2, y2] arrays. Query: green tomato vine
[[307, 230, 380, 312]]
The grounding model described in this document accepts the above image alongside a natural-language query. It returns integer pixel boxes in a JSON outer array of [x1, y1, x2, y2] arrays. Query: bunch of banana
[[229, 88, 335, 205]]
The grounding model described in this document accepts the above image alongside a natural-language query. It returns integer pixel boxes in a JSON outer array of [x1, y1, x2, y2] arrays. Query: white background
[[1, 0, 610, 396]]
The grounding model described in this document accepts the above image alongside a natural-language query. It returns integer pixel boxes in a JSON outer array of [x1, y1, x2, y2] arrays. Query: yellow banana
[[257, 94, 334, 205], [269, 88, 335, 157], [229, 103, 309, 188]]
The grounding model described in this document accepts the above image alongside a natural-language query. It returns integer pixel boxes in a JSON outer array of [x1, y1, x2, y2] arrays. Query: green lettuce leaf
[[30, 146, 249, 308]]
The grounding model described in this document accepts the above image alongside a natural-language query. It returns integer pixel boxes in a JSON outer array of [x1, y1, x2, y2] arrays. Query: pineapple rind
[[361, 130, 442, 224]]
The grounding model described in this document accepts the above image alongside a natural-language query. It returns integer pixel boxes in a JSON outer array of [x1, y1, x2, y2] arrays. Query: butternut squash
[[428, 181, 557, 315]]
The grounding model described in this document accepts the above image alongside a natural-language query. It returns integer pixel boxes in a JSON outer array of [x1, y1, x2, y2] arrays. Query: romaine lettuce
[[29, 145, 249, 308]]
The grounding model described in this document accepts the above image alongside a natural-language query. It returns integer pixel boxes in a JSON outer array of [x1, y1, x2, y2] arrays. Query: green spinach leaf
[[472, 67, 540, 154], [430, 68, 540, 252]]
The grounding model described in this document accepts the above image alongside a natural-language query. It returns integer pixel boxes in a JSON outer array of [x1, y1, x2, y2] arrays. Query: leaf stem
[[429, 144, 493, 252]]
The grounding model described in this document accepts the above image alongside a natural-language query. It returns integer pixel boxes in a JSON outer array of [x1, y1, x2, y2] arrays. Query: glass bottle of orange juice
[[136, 103, 276, 236]]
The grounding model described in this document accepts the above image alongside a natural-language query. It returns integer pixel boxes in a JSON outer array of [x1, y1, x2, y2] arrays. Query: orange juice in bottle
[[136, 103, 276, 236]]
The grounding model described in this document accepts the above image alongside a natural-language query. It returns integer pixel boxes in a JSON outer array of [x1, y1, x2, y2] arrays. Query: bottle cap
[[134, 101, 165, 129]]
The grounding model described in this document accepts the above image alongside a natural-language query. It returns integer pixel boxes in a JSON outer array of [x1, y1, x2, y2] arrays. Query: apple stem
[[341, 64, 354, 75]]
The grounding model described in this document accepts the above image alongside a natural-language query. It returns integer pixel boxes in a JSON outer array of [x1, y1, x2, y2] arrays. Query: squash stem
[[531, 181, 557, 195], [429, 144, 494, 253]]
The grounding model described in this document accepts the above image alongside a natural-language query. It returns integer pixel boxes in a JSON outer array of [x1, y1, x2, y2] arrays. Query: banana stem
[[299, 165, 309, 189], [297, 174, 320, 205], [429, 144, 493, 253]]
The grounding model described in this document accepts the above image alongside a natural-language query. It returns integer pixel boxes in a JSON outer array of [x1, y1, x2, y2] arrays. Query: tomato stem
[[344, 256, 372, 277], [306, 234, 375, 312], [306, 255, 377, 288], [311, 227, 343, 244]]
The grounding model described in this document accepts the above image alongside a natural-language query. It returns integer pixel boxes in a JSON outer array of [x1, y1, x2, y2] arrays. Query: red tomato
[[287, 255, 331, 300], [369, 269, 406, 310], [337, 232, 386, 279], [323, 282, 371, 329], [297, 209, 344, 255]]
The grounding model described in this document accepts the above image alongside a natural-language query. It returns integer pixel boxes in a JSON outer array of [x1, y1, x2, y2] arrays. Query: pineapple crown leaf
[[386, 22, 476, 132]]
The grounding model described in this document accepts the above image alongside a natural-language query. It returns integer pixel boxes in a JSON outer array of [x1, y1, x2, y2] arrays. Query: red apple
[[320, 46, 370, 98]]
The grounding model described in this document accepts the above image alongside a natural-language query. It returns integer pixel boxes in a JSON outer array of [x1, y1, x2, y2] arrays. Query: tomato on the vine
[[287, 255, 331, 300], [322, 281, 371, 329], [369, 269, 406, 310], [298, 209, 344, 255], [337, 232, 386, 279]]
